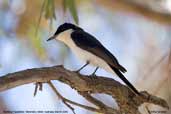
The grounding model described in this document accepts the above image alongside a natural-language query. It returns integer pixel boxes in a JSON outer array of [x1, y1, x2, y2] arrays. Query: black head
[[47, 23, 83, 41], [55, 23, 82, 35]]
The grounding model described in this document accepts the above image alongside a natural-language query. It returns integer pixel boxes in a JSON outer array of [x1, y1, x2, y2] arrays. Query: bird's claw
[[89, 74, 98, 80]]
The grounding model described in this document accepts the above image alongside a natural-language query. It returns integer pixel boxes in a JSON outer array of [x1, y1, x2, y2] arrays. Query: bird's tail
[[109, 65, 140, 95], [118, 64, 127, 73]]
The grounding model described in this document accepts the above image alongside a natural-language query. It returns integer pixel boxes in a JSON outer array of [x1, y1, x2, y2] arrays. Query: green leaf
[[35, 0, 46, 36], [44, 0, 56, 20], [35, 0, 56, 36], [63, 0, 67, 12], [28, 25, 47, 60], [63, 0, 79, 24]]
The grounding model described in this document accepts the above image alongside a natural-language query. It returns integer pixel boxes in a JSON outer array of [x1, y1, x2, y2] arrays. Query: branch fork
[[0, 65, 169, 114]]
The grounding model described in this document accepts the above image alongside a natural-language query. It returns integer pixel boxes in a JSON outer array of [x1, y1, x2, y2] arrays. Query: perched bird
[[47, 23, 139, 95]]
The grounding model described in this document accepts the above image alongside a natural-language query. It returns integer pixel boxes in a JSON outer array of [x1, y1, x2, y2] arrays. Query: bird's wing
[[71, 30, 127, 73]]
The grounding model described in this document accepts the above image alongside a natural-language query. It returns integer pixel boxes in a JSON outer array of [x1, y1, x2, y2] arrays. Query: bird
[[47, 23, 140, 95]]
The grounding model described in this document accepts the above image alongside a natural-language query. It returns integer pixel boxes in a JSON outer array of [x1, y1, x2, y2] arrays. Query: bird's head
[[47, 23, 82, 41]]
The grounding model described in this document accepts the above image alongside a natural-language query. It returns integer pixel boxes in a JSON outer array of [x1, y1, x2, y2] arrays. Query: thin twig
[[145, 106, 151, 114], [34, 82, 43, 96], [63, 100, 76, 114], [79, 91, 106, 109], [48, 81, 76, 114], [47, 81, 100, 113], [33, 83, 39, 96]]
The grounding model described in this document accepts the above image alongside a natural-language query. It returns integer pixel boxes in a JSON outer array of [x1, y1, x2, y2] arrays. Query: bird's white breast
[[56, 29, 114, 74]]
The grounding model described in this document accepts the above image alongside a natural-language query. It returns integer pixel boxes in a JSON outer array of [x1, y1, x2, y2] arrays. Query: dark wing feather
[[71, 30, 127, 73]]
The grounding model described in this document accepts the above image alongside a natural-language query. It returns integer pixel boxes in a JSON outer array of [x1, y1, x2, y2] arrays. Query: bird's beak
[[47, 35, 56, 41]]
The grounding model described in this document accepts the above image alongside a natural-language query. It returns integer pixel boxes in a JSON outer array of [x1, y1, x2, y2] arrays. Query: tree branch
[[47, 81, 100, 113], [96, 0, 171, 25], [0, 65, 169, 114]]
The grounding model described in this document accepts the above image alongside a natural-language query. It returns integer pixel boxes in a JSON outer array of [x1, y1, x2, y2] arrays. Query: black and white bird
[[47, 23, 139, 95]]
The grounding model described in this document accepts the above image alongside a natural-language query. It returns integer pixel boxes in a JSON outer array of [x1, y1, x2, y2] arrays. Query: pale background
[[0, 0, 170, 114]]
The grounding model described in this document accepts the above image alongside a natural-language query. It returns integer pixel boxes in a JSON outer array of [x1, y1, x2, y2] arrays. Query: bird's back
[[71, 30, 127, 73]]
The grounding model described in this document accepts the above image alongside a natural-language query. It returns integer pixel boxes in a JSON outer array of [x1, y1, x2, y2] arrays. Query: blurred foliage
[[63, 0, 79, 24], [16, 0, 79, 61], [16, 0, 43, 35], [44, 0, 56, 20], [35, 0, 56, 36], [36, 0, 78, 36], [17, 0, 79, 35], [28, 25, 47, 60]]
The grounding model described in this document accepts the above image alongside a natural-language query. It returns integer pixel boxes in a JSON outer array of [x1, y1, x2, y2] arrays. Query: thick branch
[[0, 65, 169, 114]]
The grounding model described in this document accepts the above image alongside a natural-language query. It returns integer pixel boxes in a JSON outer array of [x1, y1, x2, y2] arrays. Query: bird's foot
[[91, 73, 96, 77], [74, 70, 81, 74], [89, 73, 98, 80]]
